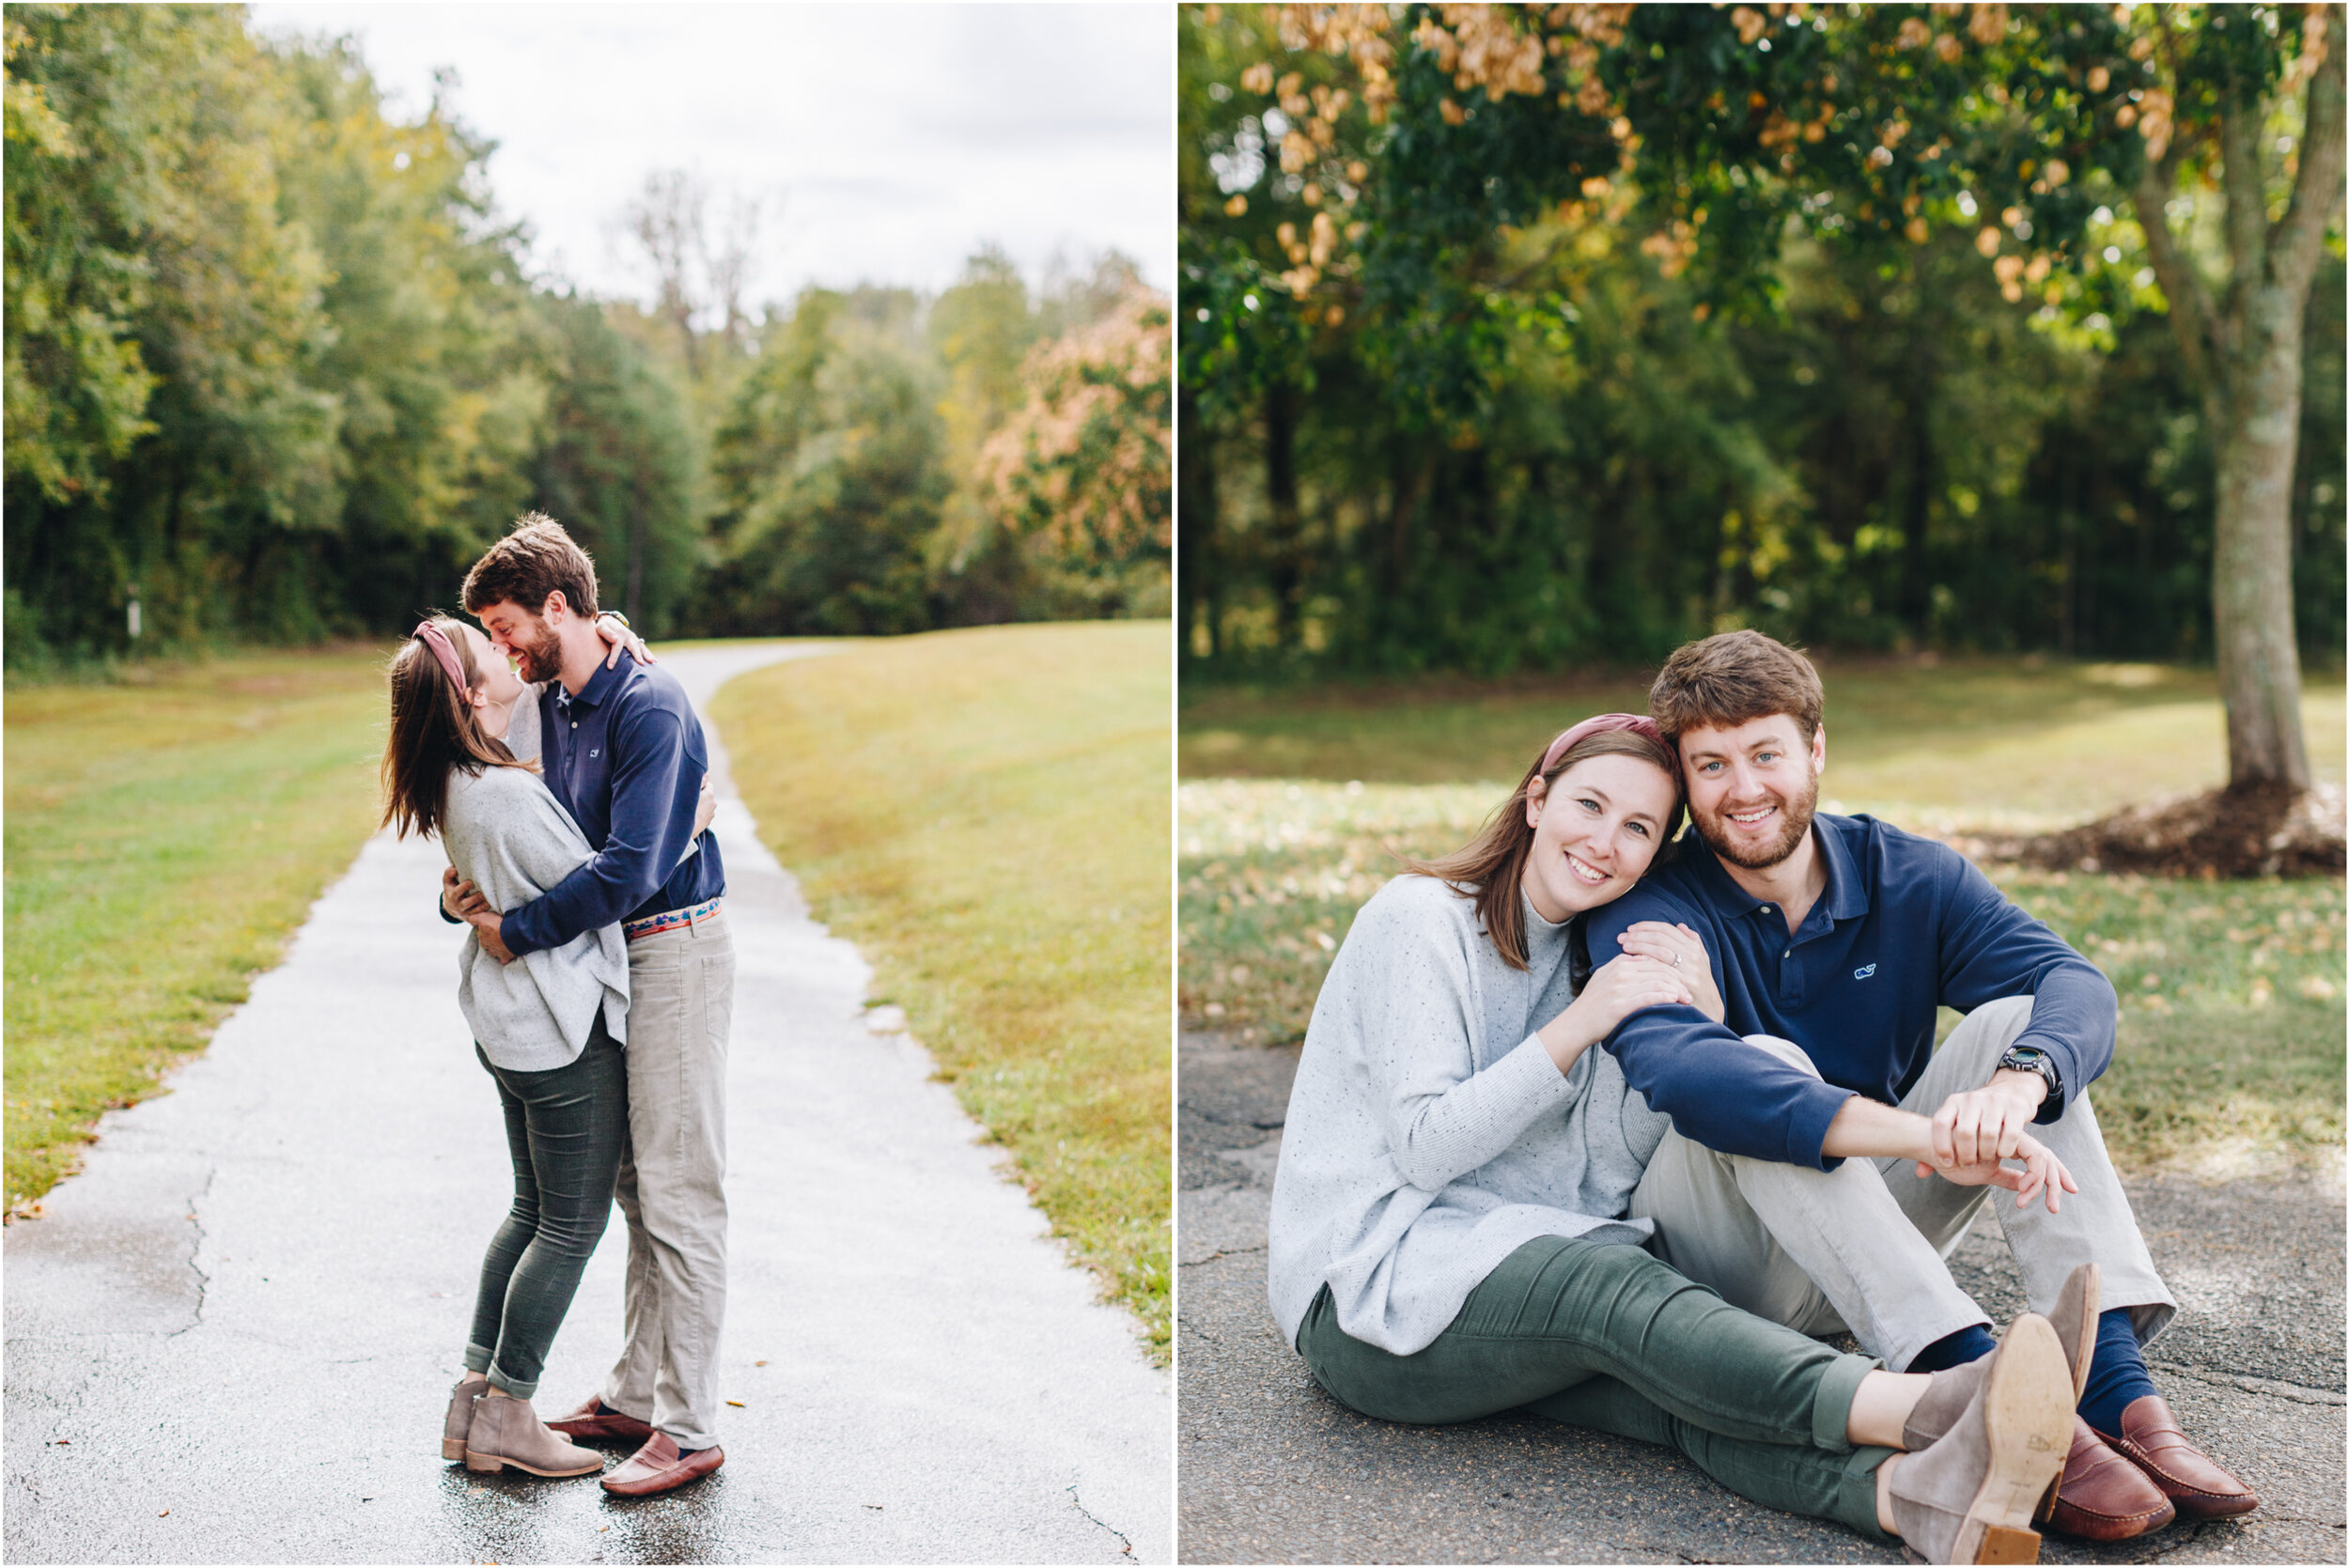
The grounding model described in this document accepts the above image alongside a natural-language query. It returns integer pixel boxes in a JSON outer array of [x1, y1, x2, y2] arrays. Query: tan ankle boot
[[1887, 1313, 2074, 1564], [463, 1391, 605, 1478], [1905, 1264, 2103, 1452], [443, 1372, 489, 1461]]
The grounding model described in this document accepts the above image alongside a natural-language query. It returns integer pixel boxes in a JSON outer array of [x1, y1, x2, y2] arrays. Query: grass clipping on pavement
[[6, 648, 392, 1210], [715, 622, 1173, 1357]]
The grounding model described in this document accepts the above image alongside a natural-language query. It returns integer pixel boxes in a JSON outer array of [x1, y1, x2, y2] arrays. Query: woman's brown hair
[[380, 615, 537, 841], [1408, 727, 1686, 970]]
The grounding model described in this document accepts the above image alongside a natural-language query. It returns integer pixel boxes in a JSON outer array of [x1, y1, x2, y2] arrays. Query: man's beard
[[511, 618, 562, 684], [1692, 772, 1820, 870]]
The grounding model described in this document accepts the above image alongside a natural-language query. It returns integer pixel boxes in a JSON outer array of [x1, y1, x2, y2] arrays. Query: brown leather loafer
[[2094, 1393, 2259, 1519], [2044, 1417, 2176, 1541], [543, 1395, 655, 1445], [600, 1431, 724, 1497]]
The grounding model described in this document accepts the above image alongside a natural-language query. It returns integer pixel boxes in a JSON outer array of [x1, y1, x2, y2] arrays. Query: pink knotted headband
[[1539, 712, 1668, 775], [411, 621, 470, 693]]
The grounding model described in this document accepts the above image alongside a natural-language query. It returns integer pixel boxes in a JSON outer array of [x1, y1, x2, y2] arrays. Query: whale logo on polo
[[1853, 963, 1877, 979]]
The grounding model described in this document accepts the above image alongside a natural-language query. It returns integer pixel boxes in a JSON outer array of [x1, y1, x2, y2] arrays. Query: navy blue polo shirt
[[501, 653, 724, 958], [1583, 813, 2116, 1171]]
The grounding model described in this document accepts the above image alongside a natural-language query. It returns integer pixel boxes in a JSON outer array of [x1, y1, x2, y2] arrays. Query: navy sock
[[1906, 1322, 1999, 1374], [2076, 1309, 2159, 1434]]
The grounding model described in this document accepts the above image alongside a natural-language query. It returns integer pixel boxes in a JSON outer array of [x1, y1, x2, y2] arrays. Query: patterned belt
[[623, 896, 723, 941]]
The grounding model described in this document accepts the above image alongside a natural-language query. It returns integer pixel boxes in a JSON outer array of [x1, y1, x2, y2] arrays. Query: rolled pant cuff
[[661, 1424, 718, 1451], [1882, 1307, 1994, 1374], [1836, 1446, 1899, 1540], [2099, 1292, 2178, 1348], [488, 1364, 539, 1402], [1810, 1350, 1878, 1453], [463, 1343, 494, 1375]]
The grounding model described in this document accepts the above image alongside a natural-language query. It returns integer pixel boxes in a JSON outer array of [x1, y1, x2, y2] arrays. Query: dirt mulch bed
[[1952, 782, 2347, 879]]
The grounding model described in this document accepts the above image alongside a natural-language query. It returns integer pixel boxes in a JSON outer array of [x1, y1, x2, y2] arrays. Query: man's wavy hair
[[461, 512, 599, 620], [1648, 630, 1826, 748]]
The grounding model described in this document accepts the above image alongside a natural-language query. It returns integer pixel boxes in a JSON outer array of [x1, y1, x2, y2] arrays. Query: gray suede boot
[[463, 1389, 605, 1478], [1902, 1264, 2101, 1450], [443, 1372, 489, 1461], [1886, 1313, 2074, 1564]]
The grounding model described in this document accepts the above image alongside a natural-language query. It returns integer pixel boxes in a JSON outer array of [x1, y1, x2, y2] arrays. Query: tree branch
[[2269, 23, 2347, 303], [2133, 147, 2222, 390]]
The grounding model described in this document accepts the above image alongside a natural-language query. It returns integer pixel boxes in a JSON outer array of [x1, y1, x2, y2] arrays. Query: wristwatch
[[1997, 1044, 2063, 1121]]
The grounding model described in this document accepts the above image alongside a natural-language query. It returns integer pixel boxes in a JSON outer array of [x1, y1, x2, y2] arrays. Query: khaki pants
[[1628, 996, 2175, 1372], [601, 908, 736, 1449]]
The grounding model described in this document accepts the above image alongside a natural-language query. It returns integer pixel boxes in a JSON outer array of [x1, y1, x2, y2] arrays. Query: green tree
[[525, 294, 699, 634], [927, 247, 1044, 622], [1231, 2, 2342, 791], [698, 288, 945, 635], [4, 4, 334, 656]]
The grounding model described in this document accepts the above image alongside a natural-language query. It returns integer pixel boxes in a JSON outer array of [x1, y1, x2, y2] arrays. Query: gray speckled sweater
[[1268, 874, 1670, 1355], [441, 760, 629, 1071]]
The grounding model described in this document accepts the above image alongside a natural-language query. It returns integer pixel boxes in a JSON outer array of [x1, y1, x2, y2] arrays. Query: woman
[[1267, 714, 2078, 1564], [381, 615, 706, 1480]]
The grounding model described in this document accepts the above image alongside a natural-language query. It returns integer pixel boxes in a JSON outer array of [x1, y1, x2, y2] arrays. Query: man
[[442, 515, 735, 1498], [1584, 630, 2255, 1544]]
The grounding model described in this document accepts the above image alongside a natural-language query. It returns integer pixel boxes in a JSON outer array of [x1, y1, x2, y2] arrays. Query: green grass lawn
[[5, 647, 393, 1209], [1184, 660, 2345, 828], [713, 622, 1174, 1357], [1181, 660, 2346, 1175]]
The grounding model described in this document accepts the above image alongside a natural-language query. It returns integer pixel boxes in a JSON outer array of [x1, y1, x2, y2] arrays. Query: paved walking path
[[5, 643, 1169, 1564], [1180, 1034, 2345, 1565]]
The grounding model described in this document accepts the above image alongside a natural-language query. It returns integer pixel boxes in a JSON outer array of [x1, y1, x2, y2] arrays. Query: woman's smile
[[1563, 847, 1612, 887]]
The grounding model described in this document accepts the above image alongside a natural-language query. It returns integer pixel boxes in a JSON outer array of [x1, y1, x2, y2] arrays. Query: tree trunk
[[1176, 387, 1218, 659], [1263, 378, 1303, 650], [2206, 296, 2311, 790], [2134, 40, 2342, 794]]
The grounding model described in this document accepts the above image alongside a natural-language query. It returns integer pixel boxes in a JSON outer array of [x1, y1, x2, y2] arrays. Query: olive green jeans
[[1298, 1234, 1895, 1540]]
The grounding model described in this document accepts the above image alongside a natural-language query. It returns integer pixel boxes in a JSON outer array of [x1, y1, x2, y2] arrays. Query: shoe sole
[[442, 1437, 466, 1461], [1955, 1314, 2074, 1565], [462, 1448, 604, 1478], [2033, 1265, 2102, 1527]]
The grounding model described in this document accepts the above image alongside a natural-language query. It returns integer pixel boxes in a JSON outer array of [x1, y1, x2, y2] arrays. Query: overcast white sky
[[247, 3, 1173, 311]]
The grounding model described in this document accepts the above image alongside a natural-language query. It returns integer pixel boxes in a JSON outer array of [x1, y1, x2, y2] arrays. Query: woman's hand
[[442, 865, 490, 921], [1615, 921, 1723, 1023], [692, 772, 717, 838], [1536, 954, 1693, 1076], [1916, 1128, 2079, 1216], [593, 613, 654, 669]]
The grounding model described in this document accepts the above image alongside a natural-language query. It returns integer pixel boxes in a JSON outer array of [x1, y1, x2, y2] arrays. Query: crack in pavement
[[2147, 1359, 2346, 1405], [1066, 1480, 1135, 1558], [171, 1163, 219, 1337], [1178, 1243, 1268, 1268]]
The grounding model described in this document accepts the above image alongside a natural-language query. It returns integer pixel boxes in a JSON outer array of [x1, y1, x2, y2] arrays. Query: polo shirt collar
[[557, 656, 626, 712], [1813, 813, 1873, 923], [1688, 810, 1873, 924]]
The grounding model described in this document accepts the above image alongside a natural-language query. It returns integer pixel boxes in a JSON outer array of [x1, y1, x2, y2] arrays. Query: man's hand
[[467, 907, 516, 965], [1918, 1126, 2078, 1215], [1928, 1068, 2047, 1171], [442, 865, 492, 921]]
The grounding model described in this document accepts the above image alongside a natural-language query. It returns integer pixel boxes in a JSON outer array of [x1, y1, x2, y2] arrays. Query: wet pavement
[[5, 644, 1170, 1564], [1179, 1032, 2346, 1564]]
